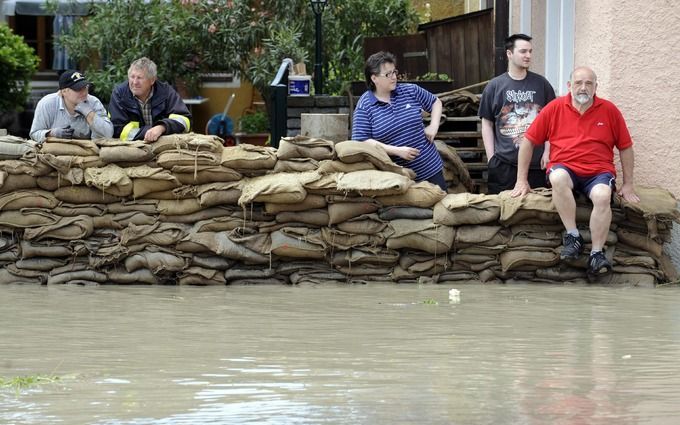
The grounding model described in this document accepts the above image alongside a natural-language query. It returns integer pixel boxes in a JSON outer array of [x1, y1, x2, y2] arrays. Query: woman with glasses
[[351, 51, 446, 191]]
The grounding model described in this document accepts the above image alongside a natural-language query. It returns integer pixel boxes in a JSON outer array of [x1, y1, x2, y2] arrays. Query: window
[[8, 15, 55, 71]]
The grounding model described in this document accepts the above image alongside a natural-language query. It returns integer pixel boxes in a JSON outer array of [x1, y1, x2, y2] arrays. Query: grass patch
[[422, 298, 439, 305], [0, 375, 60, 392]]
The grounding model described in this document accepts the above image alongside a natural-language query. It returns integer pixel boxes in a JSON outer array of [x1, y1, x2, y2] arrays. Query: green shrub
[[239, 111, 269, 134], [0, 24, 39, 112]]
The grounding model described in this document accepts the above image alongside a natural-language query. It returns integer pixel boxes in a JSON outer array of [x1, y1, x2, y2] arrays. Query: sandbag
[[276, 135, 335, 160]]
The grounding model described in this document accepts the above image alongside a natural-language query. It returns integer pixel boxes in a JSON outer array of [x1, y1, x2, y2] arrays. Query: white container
[[289, 75, 311, 96]]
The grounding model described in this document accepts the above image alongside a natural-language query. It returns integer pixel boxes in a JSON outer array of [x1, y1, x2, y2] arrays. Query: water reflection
[[1, 284, 680, 424]]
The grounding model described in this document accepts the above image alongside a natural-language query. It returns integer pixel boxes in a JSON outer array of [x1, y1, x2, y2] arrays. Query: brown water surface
[[1, 284, 680, 424]]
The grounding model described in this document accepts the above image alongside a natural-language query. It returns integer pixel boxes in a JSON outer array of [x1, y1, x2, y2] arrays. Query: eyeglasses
[[378, 69, 399, 79]]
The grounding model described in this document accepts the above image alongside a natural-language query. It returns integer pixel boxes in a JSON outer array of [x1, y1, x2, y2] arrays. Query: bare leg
[[549, 169, 577, 231], [588, 184, 612, 251]]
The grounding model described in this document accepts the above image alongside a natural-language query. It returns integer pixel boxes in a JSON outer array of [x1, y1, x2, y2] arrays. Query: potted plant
[[236, 111, 270, 146]]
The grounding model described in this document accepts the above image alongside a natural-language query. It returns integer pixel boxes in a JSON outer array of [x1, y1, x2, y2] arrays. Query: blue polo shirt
[[351, 83, 443, 181]]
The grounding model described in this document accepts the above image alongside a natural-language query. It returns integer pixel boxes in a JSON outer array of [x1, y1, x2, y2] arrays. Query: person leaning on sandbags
[[29, 70, 114, 144], [109, 57, 191, 143]]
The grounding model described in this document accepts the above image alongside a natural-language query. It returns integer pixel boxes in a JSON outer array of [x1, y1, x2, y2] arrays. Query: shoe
[[560, 233, 584, 260], [587, 251, 613, 281]]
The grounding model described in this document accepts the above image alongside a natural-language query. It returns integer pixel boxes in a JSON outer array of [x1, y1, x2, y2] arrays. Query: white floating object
[[449, 288, 460, 303]]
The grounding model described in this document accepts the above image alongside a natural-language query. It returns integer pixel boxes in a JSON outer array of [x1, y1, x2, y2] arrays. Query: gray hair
[[128, 57, 157, 79]]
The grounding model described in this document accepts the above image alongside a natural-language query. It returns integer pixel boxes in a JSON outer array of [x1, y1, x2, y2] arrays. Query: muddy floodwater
[[2, 283, 680, 424]]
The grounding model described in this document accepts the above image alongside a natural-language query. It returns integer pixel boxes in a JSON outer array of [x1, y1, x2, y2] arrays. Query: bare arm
[[510, 136, 534, 197], [618, 147, 639, 202], [363, 138, 419, 161], [481, 118, 495, 162], [424, 98, 443, 142]]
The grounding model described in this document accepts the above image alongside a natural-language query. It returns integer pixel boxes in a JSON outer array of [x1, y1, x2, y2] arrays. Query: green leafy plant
[[0, 374, 60, 394], [415, 72, 452, 82], [239, 111, 269, 134], [0, 24, 39, 112]]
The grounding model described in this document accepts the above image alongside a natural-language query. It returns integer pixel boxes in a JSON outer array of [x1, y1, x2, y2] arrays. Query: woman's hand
[[393, 146, 420, 161]]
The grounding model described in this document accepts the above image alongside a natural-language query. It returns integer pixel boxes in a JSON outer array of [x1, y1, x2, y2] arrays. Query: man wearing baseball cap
[[30, 70, 113, 143]]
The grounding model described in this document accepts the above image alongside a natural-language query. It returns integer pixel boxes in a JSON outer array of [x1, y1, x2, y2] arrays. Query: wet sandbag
[[19, 240, 72, 258], [53, 203, 106, 217], [616, 229, 664, 257], [192, 216, 247, 232], [163, 206, 250, 224], [277, 135, 335, 160], [106, 268, 160, 285], [455, 225, 510, 248], [500, 248, 560, 272], [0, 268, 44, 284], [54, 186, 121, 204], [124, 249, 188, 273], [23, 215, 94, 241], [224, 266, 278, 282], [157, 198, 202, 216], [221, 144, 277, 171], [270, 227, 326, 259], [265, 194, 326, 214], [498, 188, 555, 224], [177, 231, 269, 264], [120, 222, 190, 247], [377, 181, 446, 208], [239, 171, 319, 206], [98, 139, 153, 163], [0, 171, 38, 194], [321, 227, 385, 250], [399, 251, 449, 274], [108, 199, 159, 215], [0, 189, 59, 210], [336, 170, 412, 197], [191, 254, 235, 270], [84, 163, 133, 197], [178, 266, 226, 285], [616, 185, 680, 222], [47, 269, 108, 285], [41, 138, 99, 156], [379, 206, 433, 220], [111, 211, 157, 227], [386, 219, 454, 254], [335, 140, 414, 177], [433, 193, 500, 226], [336, 263, 394, 277], [331, 247, 400, 266], [36, 173, 76, 191], [601, 272, 657, 287]]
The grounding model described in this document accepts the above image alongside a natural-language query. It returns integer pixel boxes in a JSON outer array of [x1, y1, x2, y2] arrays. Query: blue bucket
[[289, 75, 311, 96]]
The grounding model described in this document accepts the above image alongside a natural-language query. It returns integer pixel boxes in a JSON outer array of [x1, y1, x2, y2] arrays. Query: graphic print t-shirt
[[479, 71, 556, 168]]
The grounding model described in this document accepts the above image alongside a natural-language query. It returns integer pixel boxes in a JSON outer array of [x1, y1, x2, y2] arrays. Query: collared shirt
[[525, 93, 633, 177], [29, 92, 114, 143], [135, 87, 155, 126], [351, 83, 443, 181]]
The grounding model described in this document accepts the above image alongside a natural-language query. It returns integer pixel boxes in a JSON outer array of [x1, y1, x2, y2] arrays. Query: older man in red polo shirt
[[511, 66, 639, 280]]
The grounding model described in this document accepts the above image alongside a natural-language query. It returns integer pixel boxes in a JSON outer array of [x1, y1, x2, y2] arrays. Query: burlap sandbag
[[0, 155, 52, 176], [106, 268, 159, 284], [376, 181, 446, 208], [613, 255, 656, 268], [379, 206, 433, 220], [435, 140, 474, 191], [269, 227, 326, 259], [47, 270, 107, 285], [433, 193, 501, 226], [124, 250, 188, 273], [125, 165, 180, 198], [178, 266, 227, 285], [616, 229, 664, 257], [23, 215, 94, 241], [336, 170, 412, 197], [41, 138, 99, 156], [150, 132, 224, 155], [277, 135, 335, 160], [0, 171, 38, 194], [120, 222, 190, 246], [162, 206, 247, 224], [335, 213, 387, 235], [221, 144, 277, 171], [0, 268, 44, 284], [172, 165, 242, 184], [98, 140, 154, 163], [0, 189, 59, 210], [335, 140, 414, 177], [84, 163, 133, 197], [304, 172, 342, 195], [156, 149, 221, 169], [317, 159, 376, 174], [616, 185, 680, 222], [321, 227, 385, 250], [500, 248, 560, 272], [604, 272, 657, 287], [454, 225, 510, 247], [265, 194, 326, 214], [108, 199, 159, 215], [39, 153, 104, 172], [331, 247, 400, 266], [36, 174, 76, 191], [195, 181, 242, 207], [273, 158, 319, 173], [276, 209, 329, 227], [385, 219, 454, 254], [191, 254, 235, 270], [0, 136, 37, 159], [157, 198, 202, 216], [0, 209, 59, 229], [54, 185, 121, 204], [239, 171, 319, 206], [19, 240, 71, 258], [177, 231, 269, 264], [327, 198, 381, 225]]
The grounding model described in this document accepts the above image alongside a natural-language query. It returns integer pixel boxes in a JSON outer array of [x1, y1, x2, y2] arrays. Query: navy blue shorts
[[547, 164, 615, 197]]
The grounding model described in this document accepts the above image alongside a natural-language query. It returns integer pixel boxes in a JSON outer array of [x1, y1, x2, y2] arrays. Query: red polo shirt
[[525, 93, 633, 177]]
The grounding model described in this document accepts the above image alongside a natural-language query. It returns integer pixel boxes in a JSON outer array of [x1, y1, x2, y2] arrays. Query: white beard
[[574, 93, 591, 104]]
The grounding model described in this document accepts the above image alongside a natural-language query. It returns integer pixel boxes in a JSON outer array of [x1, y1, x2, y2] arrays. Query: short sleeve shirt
[[525, 93, 633, 177], [478, 71, 556, 168], [351, 83, 443, 181]]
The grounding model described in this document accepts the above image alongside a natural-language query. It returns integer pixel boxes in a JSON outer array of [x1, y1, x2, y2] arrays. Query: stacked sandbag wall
[[0, 133, 677, 287]]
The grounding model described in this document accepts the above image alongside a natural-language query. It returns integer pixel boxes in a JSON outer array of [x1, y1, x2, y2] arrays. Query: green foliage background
[[59, 0, 418, 103], [0, 24, 39, 112]]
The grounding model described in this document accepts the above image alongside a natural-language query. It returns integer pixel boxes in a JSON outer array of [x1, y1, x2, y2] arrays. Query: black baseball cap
[[59, 70, 90, 90]]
